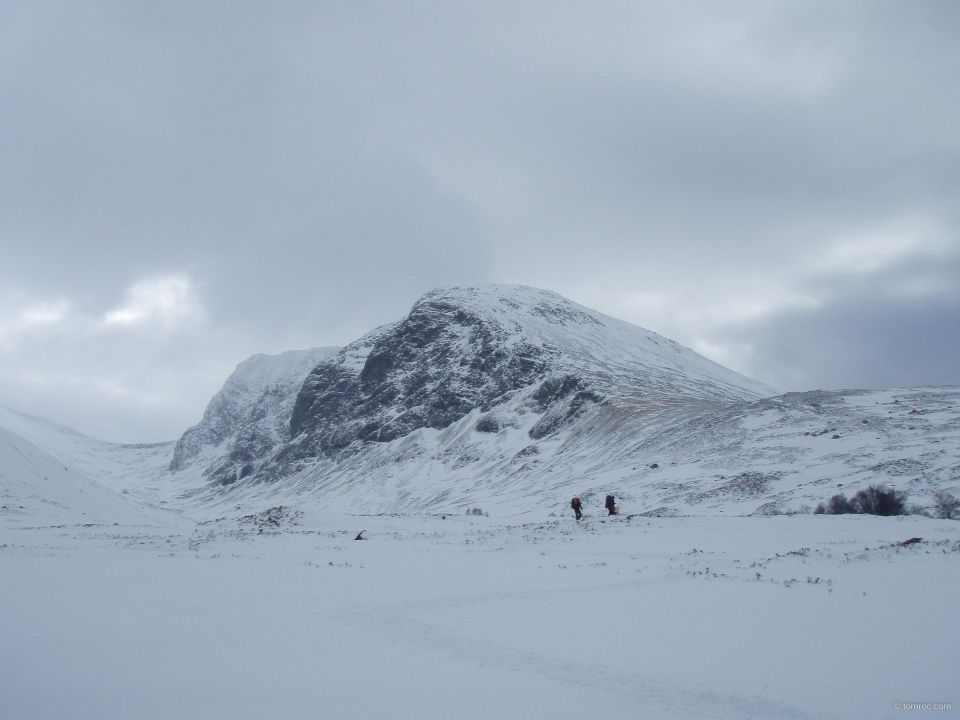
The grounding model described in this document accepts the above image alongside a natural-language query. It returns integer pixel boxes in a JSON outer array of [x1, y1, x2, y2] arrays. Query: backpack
[[571, 497, 580, 508], [605, 494, 614, 508]]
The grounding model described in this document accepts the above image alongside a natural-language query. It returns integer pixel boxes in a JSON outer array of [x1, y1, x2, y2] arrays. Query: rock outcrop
[[169, 346, 339, 484]]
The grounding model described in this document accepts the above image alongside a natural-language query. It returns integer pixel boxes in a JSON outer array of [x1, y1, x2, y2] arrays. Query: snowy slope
[[0, 405, 174, 503], [573, 385, 960, 518], [0, 425, 165, 526], [7, 384, 957, 522], [187, 385, 958, 520]]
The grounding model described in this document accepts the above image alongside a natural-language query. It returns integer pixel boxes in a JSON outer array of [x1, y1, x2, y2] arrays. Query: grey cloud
[[723, 253, 960, 391], [1, 1, 959, 439], [735, 291, 960, 392]]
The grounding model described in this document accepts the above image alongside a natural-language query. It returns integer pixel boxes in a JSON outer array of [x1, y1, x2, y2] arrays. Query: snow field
[[2, 511, 957, 720]]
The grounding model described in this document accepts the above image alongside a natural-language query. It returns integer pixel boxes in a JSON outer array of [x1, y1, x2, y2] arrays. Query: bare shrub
[[932, 491, 960, 520]]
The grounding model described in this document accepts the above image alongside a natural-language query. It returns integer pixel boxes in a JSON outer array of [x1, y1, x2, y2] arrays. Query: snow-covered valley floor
[[3, 510, 957, 720]]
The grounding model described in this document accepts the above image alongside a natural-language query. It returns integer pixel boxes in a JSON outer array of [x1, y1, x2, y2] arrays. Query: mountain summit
[[284, 285, 770, 461], [237, 284, 772, 484]]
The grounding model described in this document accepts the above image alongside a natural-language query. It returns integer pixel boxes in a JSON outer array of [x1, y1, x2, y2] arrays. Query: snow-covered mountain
[[3, 285, 959, 519], [169, 347, 340, 485], [171, 285, 952, 518], [279, 285, 772, 465], [172, 284, 769, 505]]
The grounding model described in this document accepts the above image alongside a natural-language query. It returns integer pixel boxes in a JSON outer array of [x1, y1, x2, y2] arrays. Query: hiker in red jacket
[[571, 497, 582, 521], [605, 494, 617, 516]]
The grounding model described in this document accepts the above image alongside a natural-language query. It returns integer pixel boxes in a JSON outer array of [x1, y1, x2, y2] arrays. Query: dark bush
[[819, 485, 909, 516], [827, 493, 856, 515], [852, 485, 907, 516], [814, 502, 827, 514]]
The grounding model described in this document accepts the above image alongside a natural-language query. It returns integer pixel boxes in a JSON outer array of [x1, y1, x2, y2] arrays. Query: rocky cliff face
[[169, 346, 339, 485], [284, 293, 551, 458], [264, 285, 773, 475]]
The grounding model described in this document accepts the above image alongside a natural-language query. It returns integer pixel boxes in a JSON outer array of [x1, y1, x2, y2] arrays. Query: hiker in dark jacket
[[605, 494, 617, 516], [571, 497, 582, 521]]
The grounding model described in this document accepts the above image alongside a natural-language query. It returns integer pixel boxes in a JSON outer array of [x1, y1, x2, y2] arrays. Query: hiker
[[605, 494, 617, 516], [571, 496, 582, 521]]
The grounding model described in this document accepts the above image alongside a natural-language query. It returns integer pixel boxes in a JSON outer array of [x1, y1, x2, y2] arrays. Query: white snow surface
[[0, 405, 174, 525], [0, 424, 166, 526], [2, 508, 957, 719]]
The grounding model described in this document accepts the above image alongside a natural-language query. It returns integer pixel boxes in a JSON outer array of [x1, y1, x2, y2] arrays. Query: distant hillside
[[0, 424, 163, 525], [4, 286, 958, 521]]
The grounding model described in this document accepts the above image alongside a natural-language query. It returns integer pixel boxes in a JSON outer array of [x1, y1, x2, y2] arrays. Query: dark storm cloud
[[733, 260, 960, 391], [1, 1, 958, 440]]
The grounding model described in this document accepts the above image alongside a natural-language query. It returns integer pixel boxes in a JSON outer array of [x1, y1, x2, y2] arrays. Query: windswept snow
[[0, 425, 166, 526], [168, 385, 960, 520], [1, 510, 957, 720]]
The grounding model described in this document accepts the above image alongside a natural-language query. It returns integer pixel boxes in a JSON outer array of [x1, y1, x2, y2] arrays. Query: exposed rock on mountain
[[169, 347, 339, 485]]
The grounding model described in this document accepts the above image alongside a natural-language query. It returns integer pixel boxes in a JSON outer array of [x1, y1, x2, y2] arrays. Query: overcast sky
[[2, 1, 959, 443]]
